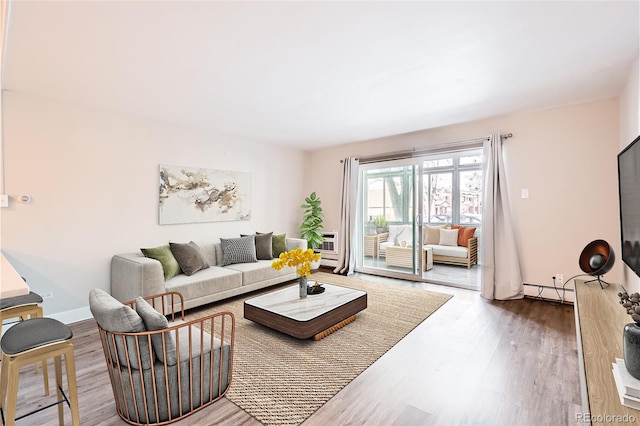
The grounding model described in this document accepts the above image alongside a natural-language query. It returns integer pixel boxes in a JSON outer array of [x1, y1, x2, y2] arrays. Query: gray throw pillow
[[135, 296, 177, 366], [241, 232, 273, 260], [258, 231, 287, 257], [169, 241, 209, 276], [88, 288, 151, 370], [220, 235, 258, 266]]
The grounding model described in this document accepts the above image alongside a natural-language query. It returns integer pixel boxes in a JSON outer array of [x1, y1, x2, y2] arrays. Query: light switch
[[521, 189, 529, 199], [0, 195, 8, 207]]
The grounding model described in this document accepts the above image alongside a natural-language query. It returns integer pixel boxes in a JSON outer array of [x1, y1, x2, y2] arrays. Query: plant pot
[[623, 322, 640, 379]]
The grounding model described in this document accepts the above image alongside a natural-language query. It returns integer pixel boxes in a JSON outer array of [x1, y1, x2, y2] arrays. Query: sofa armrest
[[111, 253, 166, 302], [467, 236, 478, 261], [286, 237, 308, 251]]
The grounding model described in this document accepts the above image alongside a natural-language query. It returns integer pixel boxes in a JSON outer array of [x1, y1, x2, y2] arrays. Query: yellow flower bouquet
[[271, 248, 321, 277]]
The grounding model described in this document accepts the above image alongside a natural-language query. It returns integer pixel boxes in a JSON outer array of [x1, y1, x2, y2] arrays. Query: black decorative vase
[[623, 322, 640, 379]]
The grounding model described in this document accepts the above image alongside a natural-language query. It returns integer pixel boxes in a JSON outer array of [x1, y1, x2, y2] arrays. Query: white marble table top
[[244, 282, 366, 322]]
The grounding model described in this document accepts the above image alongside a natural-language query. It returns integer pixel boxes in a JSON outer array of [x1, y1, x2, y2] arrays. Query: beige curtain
[[481, 134, 523, 300], [334, 157, 359, 275]]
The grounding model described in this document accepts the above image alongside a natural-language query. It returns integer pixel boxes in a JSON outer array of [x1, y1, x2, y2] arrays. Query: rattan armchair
[[89, 289, 234, 425]]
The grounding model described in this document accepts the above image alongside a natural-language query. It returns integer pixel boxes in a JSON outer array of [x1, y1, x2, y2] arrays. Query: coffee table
[[244, 283, 367, 340], [385, 245, 433, 271]]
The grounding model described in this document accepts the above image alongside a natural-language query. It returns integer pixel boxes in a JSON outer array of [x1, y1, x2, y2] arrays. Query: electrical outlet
[[555, 274, 563, 287], [41, 291, 53, 299]]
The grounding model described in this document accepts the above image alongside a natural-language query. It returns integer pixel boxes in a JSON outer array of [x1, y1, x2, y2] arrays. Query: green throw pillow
[[141, 245, 181, 281], [259, 232, 287, 257]]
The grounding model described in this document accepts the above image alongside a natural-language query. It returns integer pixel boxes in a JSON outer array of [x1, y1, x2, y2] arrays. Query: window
[[423, 150, 482, 225], [364, 166, 413, 224]]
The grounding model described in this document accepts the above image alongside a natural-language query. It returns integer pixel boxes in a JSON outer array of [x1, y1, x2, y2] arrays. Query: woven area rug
[[187, 272, 452, 425]]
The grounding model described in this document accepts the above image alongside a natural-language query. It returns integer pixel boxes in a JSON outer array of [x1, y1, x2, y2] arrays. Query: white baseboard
[[48, 305, 93, 325]]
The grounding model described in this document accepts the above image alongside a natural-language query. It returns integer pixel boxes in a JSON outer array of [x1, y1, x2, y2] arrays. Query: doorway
[[355, 149, 483, 290]]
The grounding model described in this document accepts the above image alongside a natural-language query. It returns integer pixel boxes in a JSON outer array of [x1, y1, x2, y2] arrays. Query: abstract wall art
[[159, 164, 251, 224]]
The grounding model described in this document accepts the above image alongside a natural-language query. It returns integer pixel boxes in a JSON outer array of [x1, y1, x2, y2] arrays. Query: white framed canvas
[[159, 164, 251, 224]]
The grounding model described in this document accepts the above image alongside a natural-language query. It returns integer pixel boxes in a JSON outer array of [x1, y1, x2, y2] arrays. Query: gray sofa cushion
[[135, 296, 177, 366], [89, 288, 152, 370], [169, 241, 209, 276], [164, 266, 242, 301], [225, 260, 295, 285]]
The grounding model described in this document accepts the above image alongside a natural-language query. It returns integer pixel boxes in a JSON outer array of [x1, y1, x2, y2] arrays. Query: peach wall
[[1, 91, 307, 319], [620, 58, 640, 293], [307, 99, 621, 299]]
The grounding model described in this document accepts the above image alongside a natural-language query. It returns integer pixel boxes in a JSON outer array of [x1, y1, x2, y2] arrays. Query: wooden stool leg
[[4, 358, 19, 426], [55, 355, 64, 426], [0, 351, 9, 412], [64, 346, 80, 425], [42, 358, 50, 396]]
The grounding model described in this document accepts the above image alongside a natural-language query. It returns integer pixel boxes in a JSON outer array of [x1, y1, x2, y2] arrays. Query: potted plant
[[374, 215, 387, 234], [300, 192, 324, 250]]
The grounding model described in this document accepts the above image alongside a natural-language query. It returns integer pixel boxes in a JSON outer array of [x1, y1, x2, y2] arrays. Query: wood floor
[[362, 257, 482, 290], [4, 273, 580, 426]]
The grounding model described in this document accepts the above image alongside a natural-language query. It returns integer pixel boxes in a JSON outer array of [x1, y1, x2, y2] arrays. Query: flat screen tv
[[618, 134, 640, 278]]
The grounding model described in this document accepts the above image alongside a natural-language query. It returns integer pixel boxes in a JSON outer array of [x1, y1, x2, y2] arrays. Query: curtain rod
[[343, 133, 513, 164]]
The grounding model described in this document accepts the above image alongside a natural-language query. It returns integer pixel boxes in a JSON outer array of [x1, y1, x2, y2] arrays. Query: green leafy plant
[[374, 215, 387, 232], [300, 192, 324, 250]]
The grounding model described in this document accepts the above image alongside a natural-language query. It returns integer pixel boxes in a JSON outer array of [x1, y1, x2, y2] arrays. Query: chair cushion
[[1, 318, 71, 355], [0, 291, 43, 310], [135, 297, 177, 366], [428, 244, 469, 258], [90, 288, 146, 333], [89, 288, 152, 370]]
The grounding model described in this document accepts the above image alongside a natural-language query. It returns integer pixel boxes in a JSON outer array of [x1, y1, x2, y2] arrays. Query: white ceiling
[[3, 1, 639, 150]]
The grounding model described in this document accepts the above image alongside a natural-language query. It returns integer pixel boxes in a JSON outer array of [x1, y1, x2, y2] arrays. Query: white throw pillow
[[439, 228, 459, 247]]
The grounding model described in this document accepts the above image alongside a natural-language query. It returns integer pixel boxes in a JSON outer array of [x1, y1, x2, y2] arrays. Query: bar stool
[[0, 318, 80, 426], [0, 292, 48, 395]]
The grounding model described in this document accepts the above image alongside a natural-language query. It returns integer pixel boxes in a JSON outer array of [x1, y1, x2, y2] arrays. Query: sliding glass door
[[356, 148, 483, 288], [359, 159, 424, 279]]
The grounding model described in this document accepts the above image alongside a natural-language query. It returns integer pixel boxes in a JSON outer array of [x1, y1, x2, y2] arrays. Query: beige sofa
[[111, 238, 306, 310], [377, 224, 478, 269]]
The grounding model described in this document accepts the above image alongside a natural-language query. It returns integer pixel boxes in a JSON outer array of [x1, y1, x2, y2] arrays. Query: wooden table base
[[312, 315, 356, 341]]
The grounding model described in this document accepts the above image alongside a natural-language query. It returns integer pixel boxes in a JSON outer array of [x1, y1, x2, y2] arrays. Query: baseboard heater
[[523, 282, 574, 304]]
